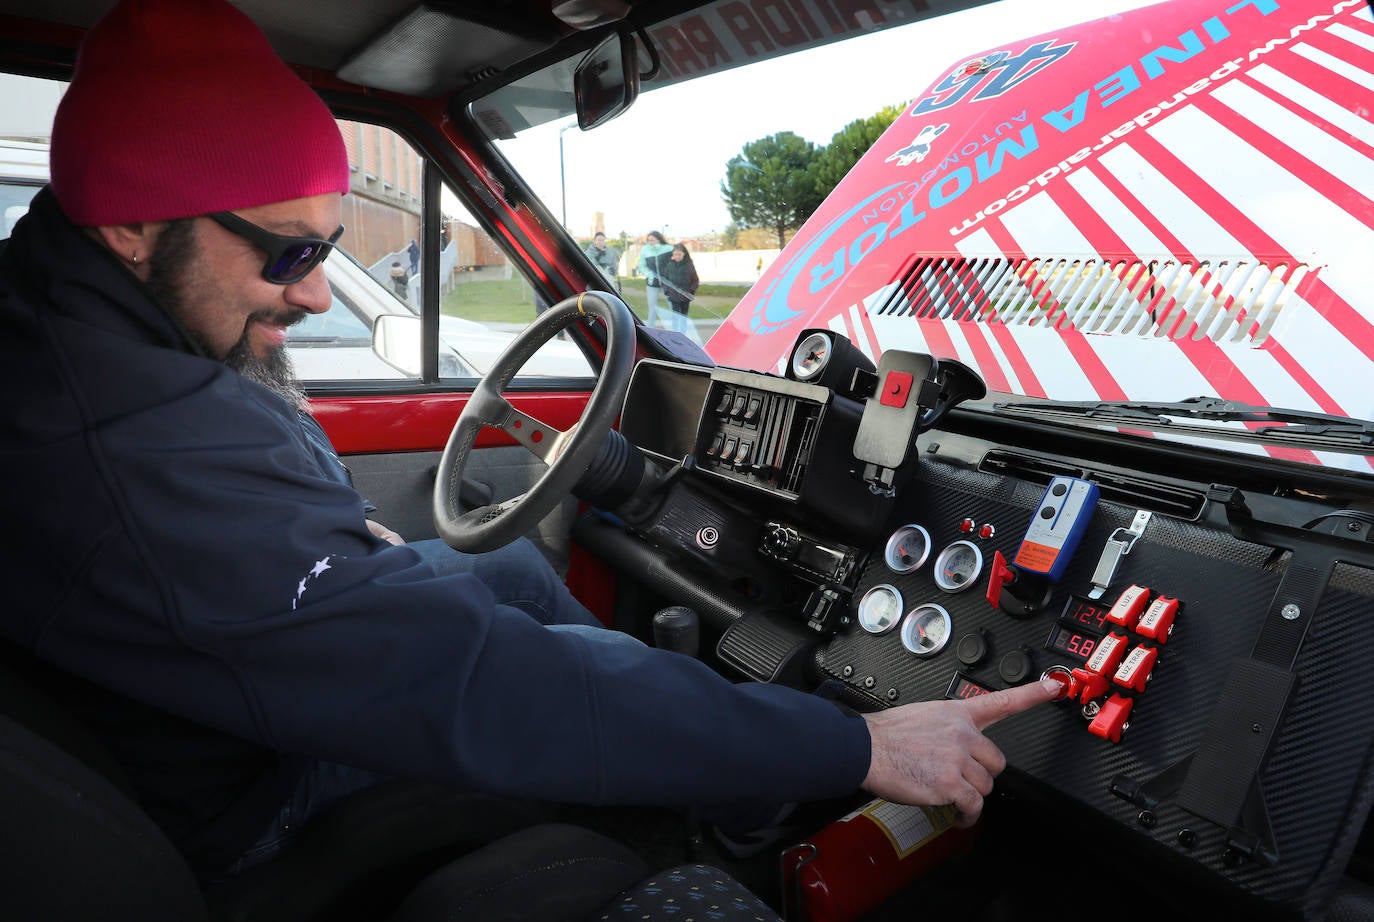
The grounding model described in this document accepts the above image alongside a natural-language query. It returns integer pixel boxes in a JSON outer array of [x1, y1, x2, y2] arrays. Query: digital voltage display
[[946, 673, 994, 700], [1044, 624, 1101, 663], [1061, 596, 1111, 633]]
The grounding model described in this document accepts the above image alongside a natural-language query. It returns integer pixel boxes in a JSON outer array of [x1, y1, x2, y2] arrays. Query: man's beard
[[146, 219, 307, 407], [223, 330, 306, 408]]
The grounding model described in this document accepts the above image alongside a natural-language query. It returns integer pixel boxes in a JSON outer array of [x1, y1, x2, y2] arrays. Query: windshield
[[477, 0, 1374, 474]]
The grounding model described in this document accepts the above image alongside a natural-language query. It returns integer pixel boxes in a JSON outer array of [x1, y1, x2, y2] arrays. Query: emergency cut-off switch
[[878, 370, 913, 408], [1089, 693, 1133, 743], [985, 549, 1051, 618]]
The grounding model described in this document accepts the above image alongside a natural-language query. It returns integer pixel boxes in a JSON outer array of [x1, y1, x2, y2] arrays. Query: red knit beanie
[[51, 0, 350, 226]]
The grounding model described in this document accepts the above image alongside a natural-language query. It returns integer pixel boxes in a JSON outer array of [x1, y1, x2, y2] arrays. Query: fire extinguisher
[[781, 799, 977, 922]]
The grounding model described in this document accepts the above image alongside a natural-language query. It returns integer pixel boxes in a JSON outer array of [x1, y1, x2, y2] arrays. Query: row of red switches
[[1104, 583, 1180, 643]]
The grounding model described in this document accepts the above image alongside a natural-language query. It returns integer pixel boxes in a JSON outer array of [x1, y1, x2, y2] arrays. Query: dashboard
[[604, 334, 1374, 919]]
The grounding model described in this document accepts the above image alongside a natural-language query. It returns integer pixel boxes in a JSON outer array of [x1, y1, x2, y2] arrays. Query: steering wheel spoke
[[433, 292, 636, 552], [495, 400, 576, 464]]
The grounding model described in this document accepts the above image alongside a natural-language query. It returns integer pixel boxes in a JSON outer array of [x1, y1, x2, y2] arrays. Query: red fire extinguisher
[[781, 799, 977, 922]]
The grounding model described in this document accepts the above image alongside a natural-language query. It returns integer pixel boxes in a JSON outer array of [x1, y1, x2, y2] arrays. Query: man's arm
[[861, 677, 1061, 825]]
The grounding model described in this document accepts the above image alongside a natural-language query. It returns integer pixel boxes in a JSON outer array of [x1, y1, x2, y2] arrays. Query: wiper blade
[[991, 396, 1374, 450]]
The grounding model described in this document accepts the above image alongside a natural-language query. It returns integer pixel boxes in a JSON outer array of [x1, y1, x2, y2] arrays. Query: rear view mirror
[[574, 32, 639, 130]]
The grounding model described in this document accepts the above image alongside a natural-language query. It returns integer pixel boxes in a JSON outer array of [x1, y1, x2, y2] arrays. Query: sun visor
[[337, 3, 558, 98]]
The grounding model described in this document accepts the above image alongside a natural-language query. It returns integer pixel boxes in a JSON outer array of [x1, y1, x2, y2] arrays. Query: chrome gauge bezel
[[791, 331, 831, 381], [856, 583, 903, 634], [883, 524, 931, 574], [933, 539, 984, 593], [900, 603, 953, 657]]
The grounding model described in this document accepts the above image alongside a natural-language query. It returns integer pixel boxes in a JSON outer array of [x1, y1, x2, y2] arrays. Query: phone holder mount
[[850, 351, 986, 495]]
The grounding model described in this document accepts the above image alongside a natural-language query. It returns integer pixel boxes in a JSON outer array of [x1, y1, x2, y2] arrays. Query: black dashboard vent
[[980, 450, 1205, 520], [780, 403, 822, 495]]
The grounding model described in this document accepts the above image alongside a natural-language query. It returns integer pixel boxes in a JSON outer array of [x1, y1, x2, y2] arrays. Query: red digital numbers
[[1068, 601, 1108, 631], [1047, 625, 1100, 663], [1067, 633, 1096, 658], [958, 680, 992, 699]]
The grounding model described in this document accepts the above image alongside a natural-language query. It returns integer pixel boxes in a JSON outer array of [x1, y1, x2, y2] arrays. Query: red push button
[[879, 371, 914, 407], [1136, 596, 1179, 643], [1084, 632, 1129, 677], [959, 518, 976, 533], [1113, 644, 1158, 692], [1089, 693, 1133, 743], [1106, 584, 1150, 630]]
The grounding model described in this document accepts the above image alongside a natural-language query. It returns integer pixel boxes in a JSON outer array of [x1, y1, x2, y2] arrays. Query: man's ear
[[93, 222, 164, 278]]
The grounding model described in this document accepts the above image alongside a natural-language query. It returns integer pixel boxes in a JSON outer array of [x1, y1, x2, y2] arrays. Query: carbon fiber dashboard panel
[[815, 457, 1374, 915]]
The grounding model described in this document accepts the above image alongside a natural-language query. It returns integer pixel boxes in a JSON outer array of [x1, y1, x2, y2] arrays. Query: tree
[[720, 132, 823, 249], [812, 104, 904, 200]]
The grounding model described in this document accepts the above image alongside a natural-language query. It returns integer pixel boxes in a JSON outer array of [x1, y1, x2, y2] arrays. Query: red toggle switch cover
[[985, 550, 1016, 609], [1089, 693, 1133, 743], [1136, 596, 1179, 643], [1068, 667, 1109, 704], [1113, 644, 1158, 692], [1106, 584, 1150, 630], [1084, 632, 1129, 677]]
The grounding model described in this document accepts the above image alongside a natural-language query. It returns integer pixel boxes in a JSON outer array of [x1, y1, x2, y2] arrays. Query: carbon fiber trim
[[815, 458, 1374, 914]]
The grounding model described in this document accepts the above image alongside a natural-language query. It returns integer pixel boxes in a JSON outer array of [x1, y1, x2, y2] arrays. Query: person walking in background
[[389, 259, 409, 299], [636, 230, 673, 328], [583, 231, 620, 291], [406, 238, 420, 275], [658, 242, 700, 342]]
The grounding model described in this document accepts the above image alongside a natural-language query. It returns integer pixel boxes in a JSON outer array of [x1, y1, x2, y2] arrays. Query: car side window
[[436, 185, 593, 380], [0, 83, 591, 385], [313, 119, 593, 383]]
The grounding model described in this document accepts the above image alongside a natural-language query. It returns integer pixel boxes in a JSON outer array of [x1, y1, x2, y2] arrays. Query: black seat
[[0, 645, 780, 922]]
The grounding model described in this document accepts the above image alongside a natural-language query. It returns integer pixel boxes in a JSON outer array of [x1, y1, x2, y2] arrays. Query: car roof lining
[[0, 0, 996, 102]]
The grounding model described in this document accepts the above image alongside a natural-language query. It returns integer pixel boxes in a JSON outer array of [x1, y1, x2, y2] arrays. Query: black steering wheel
[[432, 291, 636, 553]]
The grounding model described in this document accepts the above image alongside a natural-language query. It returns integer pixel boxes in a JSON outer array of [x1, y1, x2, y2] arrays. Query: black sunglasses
[[208, 211, 345, 284]]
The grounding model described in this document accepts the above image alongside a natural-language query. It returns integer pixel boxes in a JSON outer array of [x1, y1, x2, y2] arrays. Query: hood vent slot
[[980, 450, 1204, 520]]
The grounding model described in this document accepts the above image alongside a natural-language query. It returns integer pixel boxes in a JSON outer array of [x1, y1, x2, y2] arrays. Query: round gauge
[[856, 584, 903, 634], [883, 524, 931, 574], [791, 331, 831, 381], [933, 540, 984, 592], [900, 604, 952, 657]]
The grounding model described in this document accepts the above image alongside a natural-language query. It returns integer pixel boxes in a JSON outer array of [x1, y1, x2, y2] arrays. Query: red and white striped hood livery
[[708, 0, 1374, 472]]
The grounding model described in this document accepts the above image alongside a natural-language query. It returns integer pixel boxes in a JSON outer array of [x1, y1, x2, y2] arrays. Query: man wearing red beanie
[[0, 0, 1056, 883]]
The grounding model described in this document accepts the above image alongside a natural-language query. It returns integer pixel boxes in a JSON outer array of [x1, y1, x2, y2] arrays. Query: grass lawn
[[440, 274, 751, 326]]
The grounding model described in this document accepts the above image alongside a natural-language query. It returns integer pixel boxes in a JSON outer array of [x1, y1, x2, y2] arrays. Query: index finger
[[963, 676, 1062, 730]]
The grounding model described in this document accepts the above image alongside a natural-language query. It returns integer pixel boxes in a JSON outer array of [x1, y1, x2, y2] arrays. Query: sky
[[498, 0, 1159, 239]]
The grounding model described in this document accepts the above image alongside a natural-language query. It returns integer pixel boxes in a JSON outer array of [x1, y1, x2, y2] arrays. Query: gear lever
[[652, 605, 705, 861], [652, 605, 700, 658]]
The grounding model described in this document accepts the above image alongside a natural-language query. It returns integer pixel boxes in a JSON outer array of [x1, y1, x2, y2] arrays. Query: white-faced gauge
[[856, 583, 903, 634], [883, 524, 931, 573], [791, 331, 831, 381], [933, 540, 984, 592], [900, 604, 952, 657]]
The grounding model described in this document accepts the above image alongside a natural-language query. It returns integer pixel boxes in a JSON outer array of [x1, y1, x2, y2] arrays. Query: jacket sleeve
[[47, 372, 871, 809]]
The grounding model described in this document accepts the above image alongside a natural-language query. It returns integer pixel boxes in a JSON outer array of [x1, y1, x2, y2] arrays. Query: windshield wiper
[[990, 396, 1374, 452]]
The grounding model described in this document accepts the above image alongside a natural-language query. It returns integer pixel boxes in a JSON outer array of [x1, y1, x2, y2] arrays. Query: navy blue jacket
[[0, 189, 870, 869]]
